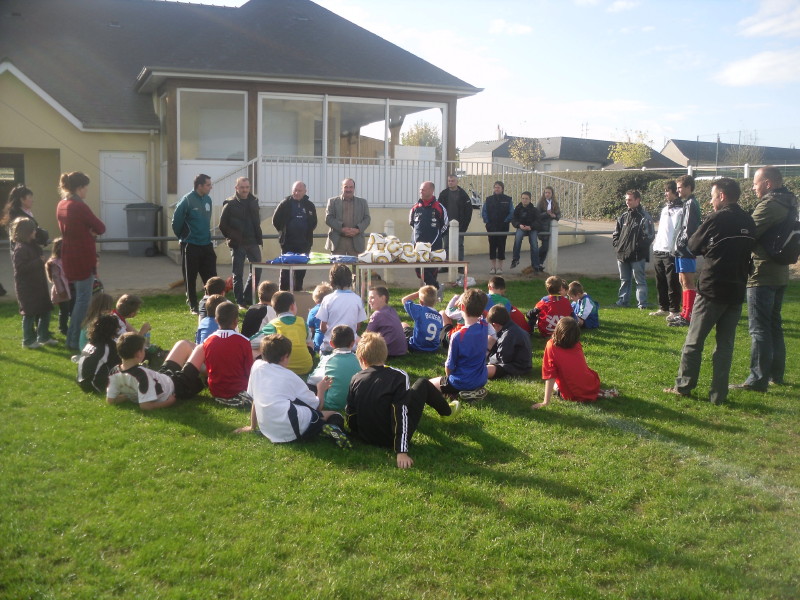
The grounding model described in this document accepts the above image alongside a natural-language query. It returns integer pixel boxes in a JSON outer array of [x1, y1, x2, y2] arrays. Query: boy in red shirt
[[529, 276, 573, 337], [203, 301, 254, 408]]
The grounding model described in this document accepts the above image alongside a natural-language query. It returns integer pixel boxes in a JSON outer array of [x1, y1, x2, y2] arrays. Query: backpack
[[760, 206, 800, 265]]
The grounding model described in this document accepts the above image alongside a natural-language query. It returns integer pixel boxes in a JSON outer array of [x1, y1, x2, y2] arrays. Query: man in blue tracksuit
[[409, 181, 448, 288], [172, 173, 217, 314]]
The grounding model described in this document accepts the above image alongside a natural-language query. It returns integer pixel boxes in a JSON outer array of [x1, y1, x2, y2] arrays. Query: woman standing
[[536, 186, 561, 268], [2, 184, 49, 248], [481, 181, 514, 274], [56, 172, 106, 351]]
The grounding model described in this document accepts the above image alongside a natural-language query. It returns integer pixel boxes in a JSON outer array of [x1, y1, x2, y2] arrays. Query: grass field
[[1, 278, 798, 599]]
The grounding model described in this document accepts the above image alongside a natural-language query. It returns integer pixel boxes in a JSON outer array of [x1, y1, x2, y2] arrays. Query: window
[[261, 96, 323, 157], [326, 99, 386, 159], [179, 90, 246, 161], [389, 104, 444, 161]]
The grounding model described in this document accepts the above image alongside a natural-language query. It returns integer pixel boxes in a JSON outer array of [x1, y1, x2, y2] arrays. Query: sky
[[170, 0, 800, 152]]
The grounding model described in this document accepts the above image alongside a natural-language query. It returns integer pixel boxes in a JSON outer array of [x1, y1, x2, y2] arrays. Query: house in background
[[460, 135, 681, 173], [661, 139, 800, 168], [0, 0, 479, 254]]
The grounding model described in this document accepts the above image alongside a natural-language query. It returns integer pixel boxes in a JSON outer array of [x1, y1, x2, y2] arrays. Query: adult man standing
[[650, 181, 684, 320], [732, 166, 798, 391], [219, 177, 263, 307], [172, 173, 217, 314], [438, 174, 472, 267], [665, 178, 755, 405], [272, 181, 317, 291], [410, 181, 448, 288], [325, 178, 371, 256], [611, 189, 654, 309], [668, 174, 702, 327]]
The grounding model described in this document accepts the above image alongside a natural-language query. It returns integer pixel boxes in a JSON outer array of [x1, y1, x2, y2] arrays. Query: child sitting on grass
[[203, 301, 254, 408], [430, 288, 490, 402], [77, 314, 121, 393], [241, 280, 279, 338], [250, 291, 313, 375], [106, 333, 206, 410], [195, 293, 227, 344], [532, 317, 618, 410], [317, 264, 365, 353], [197, 276, 226, 322], [486, 275, 512, 312], [78, 293, 114, 352], [346, 332, 458, 469], [568, 280, 600, 329], [235, 334, 350, 447], [529, 275, 574, 338], [307, 282, 333, 353], [486, 305, 532, 379], [307, 325, 361, 412], [401, 285, 443, 352], [365, 286, 407, 358]]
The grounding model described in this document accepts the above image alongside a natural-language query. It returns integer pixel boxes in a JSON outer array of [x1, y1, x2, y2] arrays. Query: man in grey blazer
[[325, 178, 371, 255]]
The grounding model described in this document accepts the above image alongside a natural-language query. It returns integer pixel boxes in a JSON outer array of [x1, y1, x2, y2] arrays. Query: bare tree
[[724, 132, 765, 165]]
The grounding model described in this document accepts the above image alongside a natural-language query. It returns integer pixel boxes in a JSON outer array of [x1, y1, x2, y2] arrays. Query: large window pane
[[179, 90, 245, 161], [389, 105, 444, 161], [327, 100, 386, 159], [261, 96, 323, 157]]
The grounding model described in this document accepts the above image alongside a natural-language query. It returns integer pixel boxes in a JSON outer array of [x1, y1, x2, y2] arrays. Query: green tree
[[508, 137, 543, 170], [401, 121, 442, 158], [608, 130, 653, 168]]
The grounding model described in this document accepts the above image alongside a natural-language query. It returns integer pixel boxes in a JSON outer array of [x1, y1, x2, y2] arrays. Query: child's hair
[[663, 180, 678, 194], [51, 237, 63, 258], [545, 276, 562, 295], [552, 317, 580, 349], [419, 285, 438, 307], [568, 281, 584, 297], [10, 217, 35, 243], [204, 294, 227, 321], [215, 301, 239, 329], [312, 282, 333, 303], [88, 314, 120, 345], [117, 332, 146, 359], [329, 264, 353, 289], [488, 276, 505, 292], [258, 280, 279, 304], [59, 171, 90, 196], [370, 285, 390, 301], [271, 291, 295, 314], [82, 292, 114, 328], [115, 294, 142, 318], [260, 333, 292, 364], [1, 184, 33, 227], [356, 331, 388, 366], [487, 305, 510, 326], [461, 288, 488, 317], [330, 324, 355, 349], [204, 276, 226, 295]]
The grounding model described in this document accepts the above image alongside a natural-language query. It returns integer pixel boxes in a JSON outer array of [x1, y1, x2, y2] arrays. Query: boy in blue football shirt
[[568, 280, 600, 329], [402, 285, 443, 352]]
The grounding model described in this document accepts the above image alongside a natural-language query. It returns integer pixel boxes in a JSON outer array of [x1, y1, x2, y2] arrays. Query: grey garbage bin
[[124, 203, 162, 257]]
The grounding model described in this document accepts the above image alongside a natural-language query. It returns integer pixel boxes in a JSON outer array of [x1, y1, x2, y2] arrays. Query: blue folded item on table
[[330, 255, 357, 263], [270, 253, 310, 264]]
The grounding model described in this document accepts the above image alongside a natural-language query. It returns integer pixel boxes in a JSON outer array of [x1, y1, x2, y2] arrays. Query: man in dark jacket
[[611, 189, 655, 308], [438, 174, 472, 268], [410, 181, 448, 288], [732, 166, 798, 391], [272, 181, 317, 291], [665, 178, 755, 405], [219, 177, 263, 307]]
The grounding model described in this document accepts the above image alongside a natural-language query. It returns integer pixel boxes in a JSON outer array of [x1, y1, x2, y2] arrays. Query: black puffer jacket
[[219, 194, 263, 248]]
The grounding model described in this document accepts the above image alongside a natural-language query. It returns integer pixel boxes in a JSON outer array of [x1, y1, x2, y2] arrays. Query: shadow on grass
[[1, 352, 78, 382]]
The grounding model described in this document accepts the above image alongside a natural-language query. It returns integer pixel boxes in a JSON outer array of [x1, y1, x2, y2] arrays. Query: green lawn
[[1, 278, 798, 599]]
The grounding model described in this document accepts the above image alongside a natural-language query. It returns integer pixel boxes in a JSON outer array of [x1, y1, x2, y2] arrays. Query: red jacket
[[56, 196, 105, 281]]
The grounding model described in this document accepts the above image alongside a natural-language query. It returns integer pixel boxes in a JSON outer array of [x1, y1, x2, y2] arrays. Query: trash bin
[[124, 203, 162, 257]]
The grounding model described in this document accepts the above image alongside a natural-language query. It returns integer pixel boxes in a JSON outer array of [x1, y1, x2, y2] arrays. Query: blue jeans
[[67, 275, 94, 350], [231, 244, 262, 305], [674, 295, 742, 404], [745, 285, 786, 389], [23, 312, 52, 346], [616, 260, 648, 307], [512, 229, 540, 268]]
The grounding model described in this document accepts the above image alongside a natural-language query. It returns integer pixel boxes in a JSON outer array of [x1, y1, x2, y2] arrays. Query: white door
[[100, 152, 147, 251]]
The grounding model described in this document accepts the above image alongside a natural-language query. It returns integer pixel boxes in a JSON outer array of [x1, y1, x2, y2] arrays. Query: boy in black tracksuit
[[345, 332, 457, 468], [486, 305, 532, 379]]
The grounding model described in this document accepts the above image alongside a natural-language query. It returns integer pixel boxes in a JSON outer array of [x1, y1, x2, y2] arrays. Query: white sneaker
[[448, 400, 462, 418], [489, 267, 496, 274], [23, 341, 42, 349], [496, 267, 503, 274], [649, 309, 669, 317]]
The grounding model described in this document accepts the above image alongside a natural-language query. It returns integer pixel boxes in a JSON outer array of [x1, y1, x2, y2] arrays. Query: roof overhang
[[136, 67, 482, 99]]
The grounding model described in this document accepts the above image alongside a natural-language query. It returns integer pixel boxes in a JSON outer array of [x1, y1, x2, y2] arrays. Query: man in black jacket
[[438, 174, 472, 270], [665, 178, 755, 405], [272, 181, 318, 291], [219, 177, 263, 307], [611, 189, 655, 308]]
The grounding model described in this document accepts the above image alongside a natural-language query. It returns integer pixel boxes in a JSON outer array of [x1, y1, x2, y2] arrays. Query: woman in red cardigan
[[56, 172, 106, 351]]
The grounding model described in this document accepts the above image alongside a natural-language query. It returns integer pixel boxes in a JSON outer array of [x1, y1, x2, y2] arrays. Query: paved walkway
[[0, 221, 629, 303]]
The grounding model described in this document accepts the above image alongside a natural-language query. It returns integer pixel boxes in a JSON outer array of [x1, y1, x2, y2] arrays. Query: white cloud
[[607, 1, 640, 13], [739, 0, 800, 38], [488, 18, 533, 35], [715, 49, 800, 86]]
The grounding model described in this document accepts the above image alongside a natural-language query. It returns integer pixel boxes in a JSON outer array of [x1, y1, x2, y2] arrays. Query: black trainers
[[510, 259, 519, 269], [322, 423, 352, 449]]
